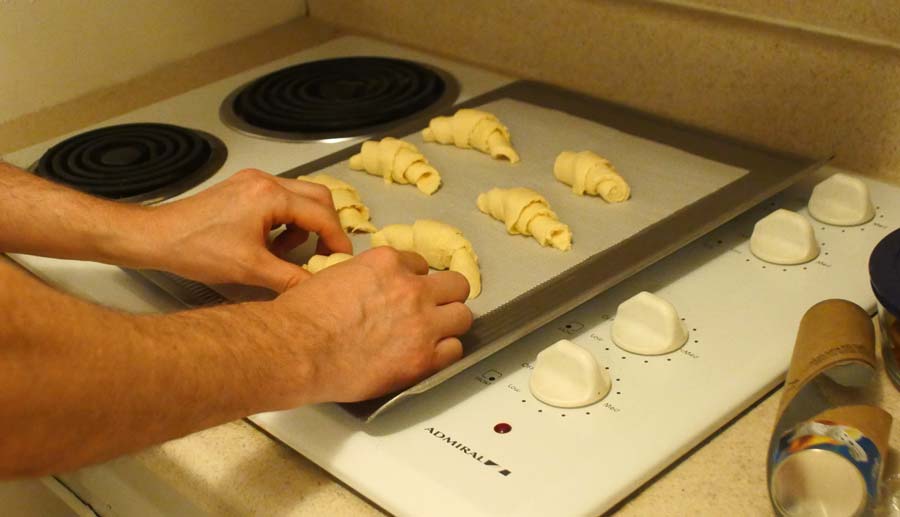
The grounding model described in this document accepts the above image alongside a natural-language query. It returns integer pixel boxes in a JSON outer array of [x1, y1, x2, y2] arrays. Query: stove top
[[6, 35, 887, 517], [221, 56, 459, 141], [34, 123, 226, 203]]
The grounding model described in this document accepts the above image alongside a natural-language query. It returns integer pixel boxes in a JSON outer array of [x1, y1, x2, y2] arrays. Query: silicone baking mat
[[286, 97, 747, 317]]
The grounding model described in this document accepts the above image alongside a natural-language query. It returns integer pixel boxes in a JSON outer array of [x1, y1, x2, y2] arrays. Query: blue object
[[869, 228, 900, 316]]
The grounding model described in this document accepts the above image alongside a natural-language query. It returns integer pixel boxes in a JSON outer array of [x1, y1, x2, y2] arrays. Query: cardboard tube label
[[773, 420, 881, 509]]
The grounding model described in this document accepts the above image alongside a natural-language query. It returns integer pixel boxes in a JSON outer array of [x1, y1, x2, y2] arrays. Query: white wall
[[654, 0, 900, 46], [0, 0, 306, 124]]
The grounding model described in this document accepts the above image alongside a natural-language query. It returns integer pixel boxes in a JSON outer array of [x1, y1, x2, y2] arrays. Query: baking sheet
[[288, 98, 748, 317], [140, 80, 820, 420]]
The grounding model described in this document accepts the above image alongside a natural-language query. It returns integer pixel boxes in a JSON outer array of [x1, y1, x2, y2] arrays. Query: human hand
[[146, 169, 352, 292], [250, 246, 472, 405]]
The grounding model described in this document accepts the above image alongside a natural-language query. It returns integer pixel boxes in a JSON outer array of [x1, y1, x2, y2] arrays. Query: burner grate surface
[[224, 57, 455, 140], [35, 123, 226, 203]]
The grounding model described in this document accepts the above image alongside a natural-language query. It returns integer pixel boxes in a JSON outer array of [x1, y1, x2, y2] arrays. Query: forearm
[[0, 161, 158, 267], [0, 260, 314, 478]]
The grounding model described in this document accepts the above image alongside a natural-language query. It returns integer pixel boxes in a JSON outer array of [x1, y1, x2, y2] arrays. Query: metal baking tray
[[138, 80, 825, 420]]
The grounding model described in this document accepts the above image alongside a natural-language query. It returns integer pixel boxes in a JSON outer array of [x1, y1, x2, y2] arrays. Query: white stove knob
[[808, 173, 875, 226], [750, 209, 820, 265], [529, 339, 611, 408], [611, 291, 689, 355]]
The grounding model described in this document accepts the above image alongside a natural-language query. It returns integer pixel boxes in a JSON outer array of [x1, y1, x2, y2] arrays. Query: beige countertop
[[4, 15, 899, 517]]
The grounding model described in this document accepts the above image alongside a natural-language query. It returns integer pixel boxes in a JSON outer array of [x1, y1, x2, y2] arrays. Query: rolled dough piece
[[371, 219, 481, 299], [554, 150, 630, 202], [302, 253, 353, 273], [477, 187, 572, 251], [297, 174, 377, 233], [422, 108, 519, 163], [348, 137, 442, 195]]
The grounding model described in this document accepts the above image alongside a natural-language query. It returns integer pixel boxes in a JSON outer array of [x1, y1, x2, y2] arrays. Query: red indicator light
[[494, 423, 512, 434]]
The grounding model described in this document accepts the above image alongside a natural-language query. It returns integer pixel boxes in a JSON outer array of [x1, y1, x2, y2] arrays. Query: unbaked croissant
[[303, 253, 353, 273], [554, 150, 630, 202], [477, 187, 572, 251], [422, 109, 519, 163], [297, 174, 376, 233], [371, 219, 481, 299], [349, 137, 442, 195]]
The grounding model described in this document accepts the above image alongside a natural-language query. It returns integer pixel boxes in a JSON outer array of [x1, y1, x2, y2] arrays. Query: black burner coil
[[232, 57, 446, 133], [35, 123, 215, 200]]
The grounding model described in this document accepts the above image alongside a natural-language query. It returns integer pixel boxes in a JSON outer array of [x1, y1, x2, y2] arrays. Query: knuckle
[[456, 303, 474, 328], [234, 170, 281, 198], [450, 271, 470, 297], [449, 339, 465, 360], [437, 338, 463, 365], [309, 184, 333, 205], [402, 277, 427, 304], [368, 246, 402, 267], [387, 274, 423, 307], [255, 178, 282, 198], [233, 168, 265, 181], [405, 350, 433, 377]]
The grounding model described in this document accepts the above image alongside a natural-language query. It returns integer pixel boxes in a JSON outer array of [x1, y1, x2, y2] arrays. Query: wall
[[308, 0, 900, 181], [656, 0, 900, 46], [0, 0, 305, 125]]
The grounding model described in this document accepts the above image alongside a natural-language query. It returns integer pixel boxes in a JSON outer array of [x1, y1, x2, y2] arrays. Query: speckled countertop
[[4, 15, 899, 517]]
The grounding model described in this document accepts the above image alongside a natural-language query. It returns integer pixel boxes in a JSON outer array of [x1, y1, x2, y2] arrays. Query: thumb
[[252, 253, 311, 292]]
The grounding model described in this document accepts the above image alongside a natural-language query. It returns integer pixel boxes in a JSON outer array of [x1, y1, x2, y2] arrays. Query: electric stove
[[4, 35, 896, 516]]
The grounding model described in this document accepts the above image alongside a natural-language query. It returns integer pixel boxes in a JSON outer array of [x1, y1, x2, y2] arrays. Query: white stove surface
[[4, 36, 511, 310], [5, 34, 896, 516], [252, 169, 898, 516]]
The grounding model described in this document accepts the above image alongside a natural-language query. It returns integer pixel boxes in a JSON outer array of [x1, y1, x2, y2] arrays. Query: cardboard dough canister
[[768, 299, 891, 517]]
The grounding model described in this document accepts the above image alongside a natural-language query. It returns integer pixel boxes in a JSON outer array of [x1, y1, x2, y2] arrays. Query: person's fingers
[[281, 198, 353, 255], [270, 224, 309, 256], [272, 177, 335, 209], [432, 337, 464, 371], [425, 270, 470, 304], [396, 250, 429, 275], [249, 253, 312, 292], [314, 236, 336, 256], [431, 302, 474, 338]]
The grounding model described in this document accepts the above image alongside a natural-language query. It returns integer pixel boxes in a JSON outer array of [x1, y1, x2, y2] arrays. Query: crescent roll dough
[[371, 219, 481, 299], [477, 187, 572, 251], [297, 174, 376, 233], [303, 253, 353, 273], [422, 109, 520, 163], [554, 150, 630, 202], [349, 137, 442, 195]]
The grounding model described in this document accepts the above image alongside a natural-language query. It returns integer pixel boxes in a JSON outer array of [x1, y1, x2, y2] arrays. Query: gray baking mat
[[283, 98, 747, 318]]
